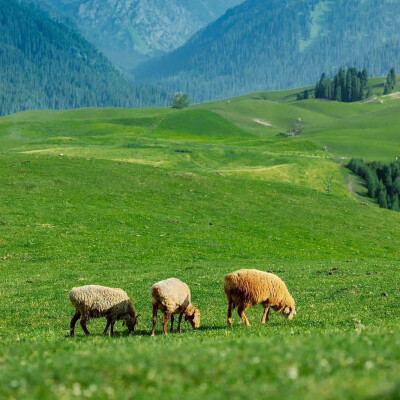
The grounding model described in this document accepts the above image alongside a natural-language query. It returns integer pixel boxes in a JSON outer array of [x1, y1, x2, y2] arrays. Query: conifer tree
[[315, 67, 368, 103], [378, 182, 388, 208], [335, 85, 342, 102], [383, 67, 396, 95], [391, 196, 400, 211], [390, 67, 396, 86]]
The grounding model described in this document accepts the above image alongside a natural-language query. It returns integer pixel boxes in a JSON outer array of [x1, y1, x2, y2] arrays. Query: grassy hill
[[200, 76, 400, 161], [0, 86, 400, 399]]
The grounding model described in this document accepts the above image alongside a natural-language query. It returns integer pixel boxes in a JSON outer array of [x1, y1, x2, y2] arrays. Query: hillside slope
[[1, 94, 400, 399], [135, 0, 400, 101], [197, 79, 400, 162], [22, 0, 244, 70], [0, 0, 169, 116]]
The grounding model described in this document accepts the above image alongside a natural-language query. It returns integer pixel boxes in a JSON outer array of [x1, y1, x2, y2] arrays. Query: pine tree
[[335, 85, 342, 102], [390, 67, 396, 86], [361, 69, 369, 90], [315, 67, 367, 103], [366, 170, 379, 198], [391, 196, 400, 211], [384, 67, 396, 95], [384, 82, 390, 95], [378, 182, 388, 208]]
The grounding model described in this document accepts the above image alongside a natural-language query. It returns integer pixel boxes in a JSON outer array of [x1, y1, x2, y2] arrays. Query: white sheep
[[69, 285, 140, 337], [150, 278, 200, 336], [224, 269, 296, 327]]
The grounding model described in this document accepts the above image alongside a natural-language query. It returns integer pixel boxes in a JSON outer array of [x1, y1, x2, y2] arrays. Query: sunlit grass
[[1, 91, 400, 399]]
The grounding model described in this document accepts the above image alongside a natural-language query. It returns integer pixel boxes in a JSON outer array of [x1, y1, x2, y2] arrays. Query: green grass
[[1, 84, 400, 399], [200, 78, 400, 161]]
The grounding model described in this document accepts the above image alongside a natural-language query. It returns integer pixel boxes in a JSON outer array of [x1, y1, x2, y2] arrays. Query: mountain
[[0, 0, 169, 117], [21, 0, 244, 70], [134, 0, 400, 102]]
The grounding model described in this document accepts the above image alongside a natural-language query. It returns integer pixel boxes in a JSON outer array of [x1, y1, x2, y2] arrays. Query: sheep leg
[[170, 315, 175, 332], [70, 310, 81, 337], [261, 306, 271, 324], [110, 321, 115, 336], [162, 313, 171, 335], [151, 304, 158, 337], [238, 304, 250, 326], [177, 312, 184, 333], [227, 298, 233, 328], [80, 317, 90, 336], [103, 318, 112, 336]]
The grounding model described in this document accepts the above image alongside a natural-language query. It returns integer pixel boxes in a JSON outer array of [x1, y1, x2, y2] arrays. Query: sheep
[[69, 285, 140, 337], [224, 269, 296, 327], [150, 278, 200, 336]]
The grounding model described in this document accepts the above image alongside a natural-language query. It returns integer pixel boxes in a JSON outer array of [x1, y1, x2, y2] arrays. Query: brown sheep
[[224, 269, 296, 327]]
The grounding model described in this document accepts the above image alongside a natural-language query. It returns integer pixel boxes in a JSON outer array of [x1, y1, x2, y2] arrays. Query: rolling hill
[[135, 0, 400, 102], [21, 0, 244, 70], [0, 86, 400, 399], [0, 0, 169, 117]]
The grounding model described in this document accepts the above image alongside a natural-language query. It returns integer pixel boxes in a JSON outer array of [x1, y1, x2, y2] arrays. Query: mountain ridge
[[0, 0, 169, 116], [134, 0, 400, 102], [21, 0, 244, 70]]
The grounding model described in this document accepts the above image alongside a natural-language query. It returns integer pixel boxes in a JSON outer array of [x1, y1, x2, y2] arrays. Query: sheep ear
[[284, 307, 290, 315]]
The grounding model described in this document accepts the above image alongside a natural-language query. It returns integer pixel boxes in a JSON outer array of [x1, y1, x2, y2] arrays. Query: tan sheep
[[69, 285, 140, 337], [224, 269, 296, 327], [150, 278, 200, 336]]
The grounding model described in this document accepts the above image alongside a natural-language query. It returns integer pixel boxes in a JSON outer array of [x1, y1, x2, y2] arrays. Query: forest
[[0, 0, 169, 116], [348, 158, 400, 211], [315, 68, 369, 102], [135, 0, 400, 102]]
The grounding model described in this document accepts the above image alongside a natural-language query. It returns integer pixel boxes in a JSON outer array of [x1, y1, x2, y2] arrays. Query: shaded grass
[[1, 332, 400, 400]]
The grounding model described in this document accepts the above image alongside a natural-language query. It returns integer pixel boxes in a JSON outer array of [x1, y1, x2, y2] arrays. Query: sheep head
[[185, 305, 201, 329], [126, 313, 140, 334], [283, 306, 296, 320], [273, 304, 296, 320]]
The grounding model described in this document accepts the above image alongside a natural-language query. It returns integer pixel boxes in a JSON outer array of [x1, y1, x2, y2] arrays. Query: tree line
[[134, 0, 400, 103], [315, 68, 370, 102], [348, 158, 400, 211]]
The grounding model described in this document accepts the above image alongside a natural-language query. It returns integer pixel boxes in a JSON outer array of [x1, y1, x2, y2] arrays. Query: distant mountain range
[[135, 0, 400, 102], [21, 0, 243, 71], [4, 0, 400, 116], [0, 0, 169, 116]]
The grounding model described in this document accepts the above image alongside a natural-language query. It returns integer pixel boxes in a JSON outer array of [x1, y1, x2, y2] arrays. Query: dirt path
[[253, 118, 272, 127]]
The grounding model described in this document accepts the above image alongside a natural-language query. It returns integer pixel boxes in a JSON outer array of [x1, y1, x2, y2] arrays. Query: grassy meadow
[[0, 82, 400, 399]]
